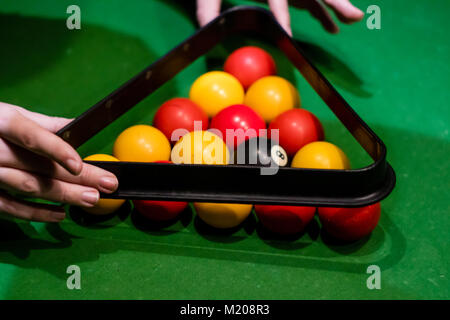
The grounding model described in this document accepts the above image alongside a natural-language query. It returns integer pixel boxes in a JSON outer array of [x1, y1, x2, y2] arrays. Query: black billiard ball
[[233, 137, 288, 167]]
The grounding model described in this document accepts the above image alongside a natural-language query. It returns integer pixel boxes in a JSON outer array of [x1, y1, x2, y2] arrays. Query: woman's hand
[[0, 102, 118, 222], [196, 0, 365, 36]]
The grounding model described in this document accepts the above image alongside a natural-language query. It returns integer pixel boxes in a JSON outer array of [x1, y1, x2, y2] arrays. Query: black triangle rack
[[56, 6, 396, 207]]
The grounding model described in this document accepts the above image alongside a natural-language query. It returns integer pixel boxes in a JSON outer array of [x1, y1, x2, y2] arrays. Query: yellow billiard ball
[[82, 154, 125, 215], [291, 141, 350, 169], [244, 76, 300, 122], [171, 130, 230, 165], [189, 71, 245, 117], [113, 125, 171, 162], [194, 202, 253, 229]]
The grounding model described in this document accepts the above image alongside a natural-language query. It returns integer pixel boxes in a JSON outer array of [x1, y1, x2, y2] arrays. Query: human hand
[[0, 102, 118, 222], [196, 0, 365, 36]]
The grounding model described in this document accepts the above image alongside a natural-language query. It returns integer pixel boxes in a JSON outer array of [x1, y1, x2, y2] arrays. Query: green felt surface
[[0, 0, 449, 299]]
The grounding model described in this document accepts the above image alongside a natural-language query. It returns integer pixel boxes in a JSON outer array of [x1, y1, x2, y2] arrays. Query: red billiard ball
[[268, 108, 324, 157], [133, 161, 189, 221], [254, 205, 316, 235], [318, 203, 381, 242], [133, 199, 188, 221], [153, 97, 208, 144], [224, 46, 277, 89], [209, 104, 266, 149]]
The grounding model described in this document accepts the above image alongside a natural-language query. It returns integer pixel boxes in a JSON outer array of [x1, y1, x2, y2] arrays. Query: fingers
[[0, 190, 66, 222], [268, 0, 292, 36], [0, 139, 118, 194], [323, 0, 364, 24], [0, 105, 83, 176], [196, 0, 222, 27], [0, 167, 100, 208]]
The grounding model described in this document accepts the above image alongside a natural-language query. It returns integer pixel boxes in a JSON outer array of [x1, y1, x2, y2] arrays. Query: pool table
[[0, 0, 448, 300]]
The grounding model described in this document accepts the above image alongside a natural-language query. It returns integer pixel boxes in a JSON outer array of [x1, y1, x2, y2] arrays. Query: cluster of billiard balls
[[81, 46, 380, 242]]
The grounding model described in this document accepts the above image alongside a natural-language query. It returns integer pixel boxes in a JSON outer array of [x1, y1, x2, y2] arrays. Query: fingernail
[[67, 158, 82, 175], [51, 211, 66, 220], [82, 191, 99, 206], [99, 176, 118, 192]]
